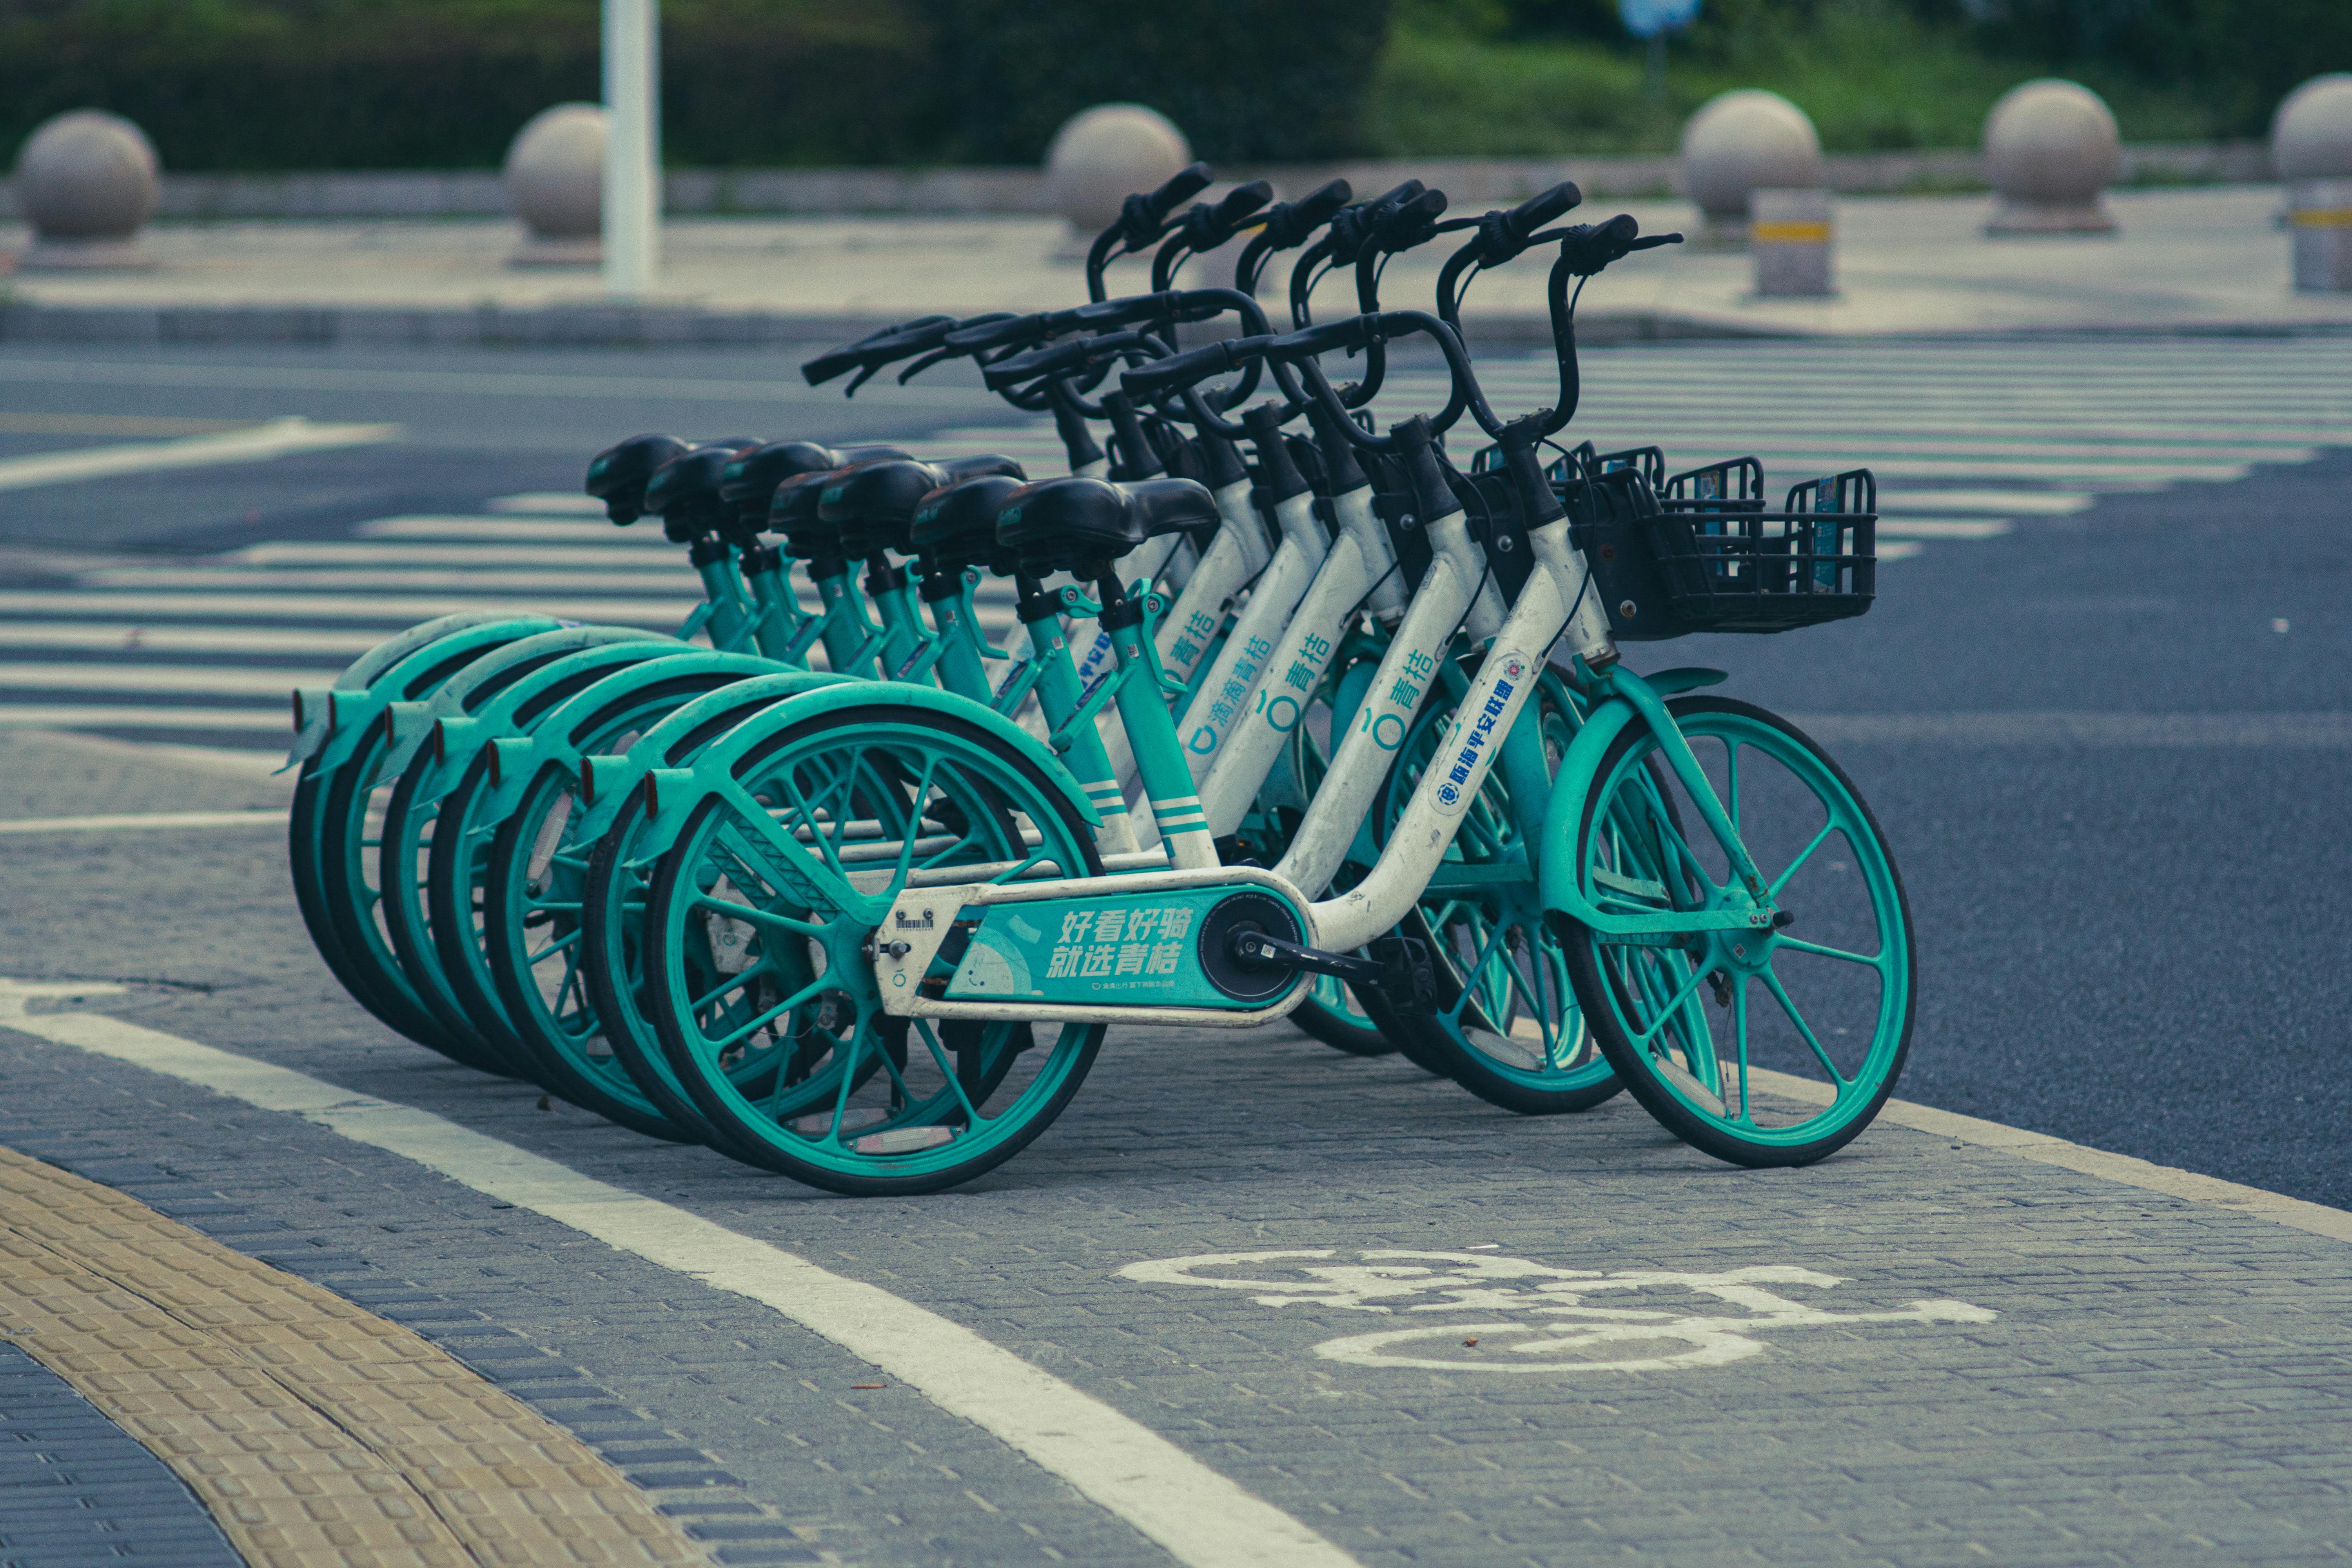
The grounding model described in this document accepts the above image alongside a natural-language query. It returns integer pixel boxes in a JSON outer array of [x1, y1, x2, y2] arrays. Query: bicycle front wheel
[[1557, 696, 1915, 1167]]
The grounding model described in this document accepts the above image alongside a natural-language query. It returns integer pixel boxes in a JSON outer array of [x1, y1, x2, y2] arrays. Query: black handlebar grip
[[1120, 340, 1240, 397], [1145, 163, 1215, 221], [1211, 180, 1274, 228], [1294, 179, 1353, 230], [1265, 316, 1368, 359], [944, 314, 1046, 352], [1508, 181, 1582, 238], [1373, 188, 1450, 252]]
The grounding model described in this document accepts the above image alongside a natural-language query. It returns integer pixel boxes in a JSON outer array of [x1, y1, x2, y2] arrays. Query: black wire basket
[[1564, 464, 1879, 639]]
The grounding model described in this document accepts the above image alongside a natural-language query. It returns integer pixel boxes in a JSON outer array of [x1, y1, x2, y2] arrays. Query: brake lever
[[897, 346, 963, 384]]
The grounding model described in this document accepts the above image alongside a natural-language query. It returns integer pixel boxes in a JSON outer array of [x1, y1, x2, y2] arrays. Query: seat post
[[1094, 568, 1217, 869]]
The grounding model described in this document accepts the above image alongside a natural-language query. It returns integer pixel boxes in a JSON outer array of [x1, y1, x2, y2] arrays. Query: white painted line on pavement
[[0, 592, 688, 624], [359, 516, 672, 544], [0, 623, 386, 657], [0, 982, 1362, 1568], [0, 810, 286, 835], [241, 543, 679, 568], [1786, 711, 2352, 747], [1880, 490, 2093, 515], [86, 567, 699, 593], [0, 662, 339, 695], [0, 705, 291, 732], [489, 494, 606, 515], [0, 418, 401, 493], [1873, 518, 2013, 540]]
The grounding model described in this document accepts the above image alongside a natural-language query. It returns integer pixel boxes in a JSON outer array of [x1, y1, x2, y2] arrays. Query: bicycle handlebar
[[800, 314, 958, 387]]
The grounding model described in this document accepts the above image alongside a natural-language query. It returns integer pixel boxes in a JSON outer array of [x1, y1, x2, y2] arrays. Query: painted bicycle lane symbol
[[1118, 1249, 1997, 1374]]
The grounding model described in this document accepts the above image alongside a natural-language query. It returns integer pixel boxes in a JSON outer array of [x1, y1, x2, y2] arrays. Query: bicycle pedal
[[1367, 935, 1437, 1014]]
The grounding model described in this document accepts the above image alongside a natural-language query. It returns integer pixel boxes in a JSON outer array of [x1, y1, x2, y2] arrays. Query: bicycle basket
[[1564, 466, 1878, 639]]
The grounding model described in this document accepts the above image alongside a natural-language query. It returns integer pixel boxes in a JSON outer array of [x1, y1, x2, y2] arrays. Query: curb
[[1748, 1065, 2352, 1245], [0, 299, 1787, 350]]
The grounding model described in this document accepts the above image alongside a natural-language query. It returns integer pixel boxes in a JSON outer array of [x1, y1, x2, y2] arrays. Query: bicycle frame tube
[[1197, 481, 1399, 833], [1151, 477, 1260, 690], [809, 561, 886, 678], [1179, 489, 1327, 781], [1308, 514, 1613, 951], [1008, 594, 1140, 856], [1270, 502, 1492, 895]]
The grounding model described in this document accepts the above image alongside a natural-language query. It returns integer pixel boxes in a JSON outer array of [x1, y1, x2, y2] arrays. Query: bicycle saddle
[[911, 474, 1026, 574], [717, 439, 912, 525], [995, 475, 1218, 575], [767, 469, 850, 561], [820, 455, 1026, 558], [585, 432, 687, 525], [643, 441, 758, 542]]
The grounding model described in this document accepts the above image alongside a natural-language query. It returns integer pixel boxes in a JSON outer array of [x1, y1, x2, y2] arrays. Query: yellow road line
[[0, 1142, 706, 1568]]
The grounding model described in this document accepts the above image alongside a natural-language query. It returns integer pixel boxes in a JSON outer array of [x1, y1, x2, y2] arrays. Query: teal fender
[[475, 650, 797, 827], [630, 683, 1100, 867], [296, 616, 564, 775], [379, 626, 673, 786], [571, 670, 850, 843], [1539, 667, 1728, 926], [412, 635, 688, 808]]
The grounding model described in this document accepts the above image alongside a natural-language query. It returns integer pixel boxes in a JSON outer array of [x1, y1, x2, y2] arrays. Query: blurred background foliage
[[0, 0, 2343, 171]]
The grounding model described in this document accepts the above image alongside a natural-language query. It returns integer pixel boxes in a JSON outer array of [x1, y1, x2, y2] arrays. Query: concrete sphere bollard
[[505, 103, 606, 267], [1750, 188, 1835, 298], [1044, 104, 1192, 243], [12, 109, 161, 271], [2271, 74, 2352, 181], [1982, 79, 2120, 235], [1679, 91, 1823, 245]]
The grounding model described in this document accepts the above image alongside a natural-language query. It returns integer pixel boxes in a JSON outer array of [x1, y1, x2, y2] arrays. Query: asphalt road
[[0, 336, 2345, 1212]]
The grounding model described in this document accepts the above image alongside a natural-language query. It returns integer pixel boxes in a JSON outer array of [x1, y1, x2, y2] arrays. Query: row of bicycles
[[285, 165, 1913, 1196]]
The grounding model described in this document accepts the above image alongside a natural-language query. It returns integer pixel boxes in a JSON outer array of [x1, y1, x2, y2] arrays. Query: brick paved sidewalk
[[1, 734, 2348, 1567]]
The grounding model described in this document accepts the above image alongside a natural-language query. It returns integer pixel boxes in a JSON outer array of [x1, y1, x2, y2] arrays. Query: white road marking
[[0, 662, 337, 695], [85, 567, 700, 594], [238, 543, 689, 569], [0, 592, 690, 624], [0, 358, 989, 408], [1785, 711, 2352, 747], [0, 983, 1363, 1568], [489, 493, 607, 515], [0, 418, 400, 493], [358, 516, 673, 544], [0, 705, 290, 731], [0, 623, 387, 657], [0, 810, 285, 835], [1880, 490, 2093, 514], [1873, 518, 2013, 539], [1120, 1249, 1994, 1374]]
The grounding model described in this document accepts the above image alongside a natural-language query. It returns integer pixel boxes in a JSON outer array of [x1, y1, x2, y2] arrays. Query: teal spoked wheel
[[474, 671, 790, 1142], [374, 744, 535, 1078], [1373, 671, 1622, 1113], [476, 747, 695, 1141], [642, 704, 1104, 1196], [1557, 696, 1915, 1167], [315, 728, 511, 1075]]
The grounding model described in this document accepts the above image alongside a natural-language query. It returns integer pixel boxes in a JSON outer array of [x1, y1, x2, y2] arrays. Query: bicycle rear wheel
[[642, 704, 1105, 1196]]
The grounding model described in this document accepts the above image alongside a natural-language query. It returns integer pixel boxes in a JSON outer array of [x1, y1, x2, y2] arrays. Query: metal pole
[[603, 0, 659, 295]]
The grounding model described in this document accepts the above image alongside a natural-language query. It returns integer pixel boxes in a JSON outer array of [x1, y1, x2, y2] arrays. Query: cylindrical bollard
[[2289, 180, 2352, 292], [12, 109, 161, 271], [1750, 188, 1834, 297]]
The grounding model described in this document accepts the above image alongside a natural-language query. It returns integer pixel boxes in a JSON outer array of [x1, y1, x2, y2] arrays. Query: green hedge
[[0, 0, 942, 170], [0, 0, 1387, 171]]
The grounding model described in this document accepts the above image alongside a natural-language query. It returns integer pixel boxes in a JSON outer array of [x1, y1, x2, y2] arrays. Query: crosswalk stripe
[[0, 663, 340, 695], [0, 338, 2339, 748]]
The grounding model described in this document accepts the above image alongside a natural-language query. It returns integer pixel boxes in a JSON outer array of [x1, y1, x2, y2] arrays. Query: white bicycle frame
[[1176, 486, 1328, 782]]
